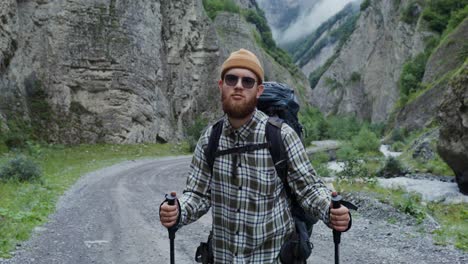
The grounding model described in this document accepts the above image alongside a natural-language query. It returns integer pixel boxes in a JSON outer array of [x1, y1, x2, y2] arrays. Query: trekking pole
[[166, 192, 177, 264], [331, 192, 342, 264]]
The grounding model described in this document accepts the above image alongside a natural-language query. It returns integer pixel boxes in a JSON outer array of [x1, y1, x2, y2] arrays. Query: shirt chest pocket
[[245, 166, 277, 197]]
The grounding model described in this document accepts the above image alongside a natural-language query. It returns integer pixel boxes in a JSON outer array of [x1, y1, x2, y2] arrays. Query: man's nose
[[233, 78, 245, 89]]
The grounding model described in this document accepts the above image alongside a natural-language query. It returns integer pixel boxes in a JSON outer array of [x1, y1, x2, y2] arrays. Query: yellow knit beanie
[[221, 49, 264, 84]]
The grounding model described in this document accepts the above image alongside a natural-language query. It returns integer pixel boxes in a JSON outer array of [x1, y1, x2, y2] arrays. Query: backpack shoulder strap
[[267, 117, 310, 221], [205, 119, 223, 173], [266, 117, 290, 192]]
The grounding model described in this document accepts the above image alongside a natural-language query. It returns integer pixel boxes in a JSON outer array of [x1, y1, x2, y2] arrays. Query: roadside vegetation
[[299, 106, 384, 147], [0, 140, 189, 258], [299, 105, 464, 251], [335, 180, 467, 251]]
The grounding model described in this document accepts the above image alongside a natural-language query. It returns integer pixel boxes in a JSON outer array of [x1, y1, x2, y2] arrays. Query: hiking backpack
[[197, 82, 317, 263], [258, 81, 303, 139]]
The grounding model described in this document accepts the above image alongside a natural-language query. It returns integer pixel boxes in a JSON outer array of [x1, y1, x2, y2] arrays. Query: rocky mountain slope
[[308, 0, 427, 123], [256, 0, 321, 41], [287, 3, 360, 78], [0, 0, 308, 144], [260, 0, 467, 192], [437, 61, 468, 194], [394, 18, 468, 131]]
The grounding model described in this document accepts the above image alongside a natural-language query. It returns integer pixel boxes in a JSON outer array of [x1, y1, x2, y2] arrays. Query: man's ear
[[218, 79, 223, 92], [256, 84, 264, 98]]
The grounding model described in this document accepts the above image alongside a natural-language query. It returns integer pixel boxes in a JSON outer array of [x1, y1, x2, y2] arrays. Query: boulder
[[437, 64, 468, 194]]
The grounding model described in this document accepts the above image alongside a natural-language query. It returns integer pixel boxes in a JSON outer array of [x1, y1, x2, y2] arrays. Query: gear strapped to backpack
[[195, 82, 317, 264]]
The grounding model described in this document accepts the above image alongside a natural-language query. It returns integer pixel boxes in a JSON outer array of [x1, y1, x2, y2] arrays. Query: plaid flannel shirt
[[179, 109, 331, 263]]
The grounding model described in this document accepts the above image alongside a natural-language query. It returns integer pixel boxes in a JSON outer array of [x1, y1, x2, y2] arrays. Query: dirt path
[[1, 156, 466, 264]]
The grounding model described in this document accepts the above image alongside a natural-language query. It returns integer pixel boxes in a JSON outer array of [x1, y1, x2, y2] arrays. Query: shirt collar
[[223, 109, 262, 141]]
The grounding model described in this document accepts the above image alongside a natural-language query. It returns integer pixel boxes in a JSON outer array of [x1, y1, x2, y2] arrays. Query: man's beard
[[221, 92, 257, 119]]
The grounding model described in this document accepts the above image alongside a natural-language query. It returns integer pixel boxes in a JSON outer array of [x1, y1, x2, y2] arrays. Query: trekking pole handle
[[331, 192, 342, 264], [165, 192, 177, 238], [166, 192, 177, 206], [331, 191, 342, 209], [331, 192, 342, 243]]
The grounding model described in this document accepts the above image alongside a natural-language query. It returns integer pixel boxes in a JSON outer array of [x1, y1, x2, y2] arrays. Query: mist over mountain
[[257, 0, 358, 44]]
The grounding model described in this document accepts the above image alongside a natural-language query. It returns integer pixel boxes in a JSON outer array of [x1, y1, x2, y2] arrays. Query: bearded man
[[160, 49, 350, 263]]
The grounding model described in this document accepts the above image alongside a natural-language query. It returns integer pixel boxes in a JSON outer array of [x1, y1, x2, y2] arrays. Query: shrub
[[0, 155, 42, 182], [446, 5, 468, 33], [360, 0, 371, 11], [377, 157, 406, 178], [401, 2, 421, 24], [0, 142, 7, 154], [390, 127, 408, 143], [337, 159, 374, 184], [349, 72, 361, 83], [336, 144, 359, 161], [299, 106, 328, 144], [324, 77, 343, 91], [398, 53, 428, 103], [311, 151, 330, 165], [4, 132, 28, 150], [368, 122, 386, 138], [399, 53, 428, 95], [314, 164, 332, 177], [311, 152, 332, 177], [422, 8, 447, 32], [390, 141, 406, 152], [202, 0, 240, 20], [309, 56, 336, 88], [351, 127, 380, 153], [325, 115, 362, 140], [186, 117, 208, 152], [1, 119, 34, 151], [396, 193, 425, 223], [421, 0, 468, 33], [25, 141, 43, 157]]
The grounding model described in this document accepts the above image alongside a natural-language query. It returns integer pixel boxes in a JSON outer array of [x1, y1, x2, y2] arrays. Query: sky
[[272, 0, 358, 44]]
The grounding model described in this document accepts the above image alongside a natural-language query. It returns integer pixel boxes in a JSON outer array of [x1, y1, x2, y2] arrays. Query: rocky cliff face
[[0, 0, 307, 144], [295, 3, 360, 77], [256, 0, 308, 33], [309, 0, 426, 123], [437, 63, 468, 194], [394, 19, 468, 131], [213, 12, 309, 93]]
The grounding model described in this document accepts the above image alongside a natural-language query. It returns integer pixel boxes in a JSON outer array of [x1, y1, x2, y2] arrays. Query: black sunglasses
[[224, 74, 257, 89]]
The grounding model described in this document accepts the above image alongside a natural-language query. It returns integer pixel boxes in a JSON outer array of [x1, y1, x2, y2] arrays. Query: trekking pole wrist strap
[[159, 197, 182, 232], [329, 200, 357, 232]]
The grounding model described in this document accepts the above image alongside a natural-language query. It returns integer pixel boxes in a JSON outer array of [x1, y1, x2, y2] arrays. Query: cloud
[[275, 0, 357, 44]]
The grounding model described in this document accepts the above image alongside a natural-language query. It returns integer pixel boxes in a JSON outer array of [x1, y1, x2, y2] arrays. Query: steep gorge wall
[[0, 0, 220, 144], [309, 0, 427, 123], [0, 0, 307, 144], [394, 19, 468, 131], [438, 63, 468, 194]]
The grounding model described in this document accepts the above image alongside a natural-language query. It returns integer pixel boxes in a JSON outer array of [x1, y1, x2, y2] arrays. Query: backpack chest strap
[[214, 143, 269, 157]]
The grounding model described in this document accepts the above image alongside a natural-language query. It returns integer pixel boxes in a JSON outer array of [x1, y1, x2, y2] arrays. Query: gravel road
[[1, 156, 466, 264]]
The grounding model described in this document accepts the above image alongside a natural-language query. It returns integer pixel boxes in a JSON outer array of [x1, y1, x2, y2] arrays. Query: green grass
[[428, 203, 468, 250], [335, 181, 467, 251], [0, 143, 189, 258]]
